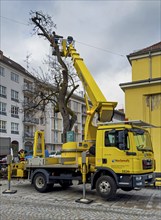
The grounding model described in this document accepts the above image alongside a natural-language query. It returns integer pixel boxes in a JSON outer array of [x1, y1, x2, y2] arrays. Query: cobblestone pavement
[[0, 179, 161, 220]]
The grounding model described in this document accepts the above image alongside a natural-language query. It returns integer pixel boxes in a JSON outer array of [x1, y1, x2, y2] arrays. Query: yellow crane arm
[[61, 37, 117, 140]]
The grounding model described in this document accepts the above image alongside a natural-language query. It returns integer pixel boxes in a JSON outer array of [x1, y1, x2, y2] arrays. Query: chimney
[[0, 50, 3, 60]]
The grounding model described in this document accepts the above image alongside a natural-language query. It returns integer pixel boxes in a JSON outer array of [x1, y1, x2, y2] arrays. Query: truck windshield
[[133, 129, 153, 152]]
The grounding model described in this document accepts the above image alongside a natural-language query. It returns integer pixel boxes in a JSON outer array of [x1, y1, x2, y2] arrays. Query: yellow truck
[[11, 35, 155, 200]]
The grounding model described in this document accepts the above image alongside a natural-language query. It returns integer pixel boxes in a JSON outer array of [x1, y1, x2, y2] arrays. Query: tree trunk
[[31, 13, 78, 143]]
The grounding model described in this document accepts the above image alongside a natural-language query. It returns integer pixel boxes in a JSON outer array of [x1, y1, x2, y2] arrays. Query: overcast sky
[[1, 0, 161, 109]]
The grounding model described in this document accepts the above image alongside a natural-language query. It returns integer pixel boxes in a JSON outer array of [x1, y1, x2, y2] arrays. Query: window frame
[[11, 89, 19, 102], [0, 120, 7, 133], [11, 122, 19, 134], [0, 102, 7, 115], [11, 72, 19, 83], [0, 66, 5, 77], [11, 105, 19, 118], [104, 129, 130, 150], [0, 85, 7, 98]]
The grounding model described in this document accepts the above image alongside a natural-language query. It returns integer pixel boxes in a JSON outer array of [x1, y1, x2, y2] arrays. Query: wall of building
[[125, 84, 161, 173], [0, 62, 24, 152], [132, 57, 149, 81], [123, 49, 161, 176], [131, 53, 161, 81]]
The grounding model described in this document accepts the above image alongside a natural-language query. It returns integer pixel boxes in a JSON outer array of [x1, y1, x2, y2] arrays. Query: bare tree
[[28, 11, 80, 142]]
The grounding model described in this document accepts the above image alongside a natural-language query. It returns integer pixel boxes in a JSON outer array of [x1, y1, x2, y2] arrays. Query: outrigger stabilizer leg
[[2, 155, 17, 194], [75, 152, 93, 204]]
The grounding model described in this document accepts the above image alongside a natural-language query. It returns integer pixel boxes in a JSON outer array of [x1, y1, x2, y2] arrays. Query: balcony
[[23, 102, 36, 109], [23, 132, 34, 139], [23, 117, 39, 125], [23, 84, 34, 94]]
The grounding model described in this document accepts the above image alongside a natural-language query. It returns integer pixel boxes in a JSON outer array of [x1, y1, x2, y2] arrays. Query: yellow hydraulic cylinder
[[82, 163, 87, 184], [33, 131, 45, 158]]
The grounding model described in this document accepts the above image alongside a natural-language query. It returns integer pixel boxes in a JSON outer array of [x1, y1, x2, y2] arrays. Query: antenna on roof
[[24, 52, 32, 71]]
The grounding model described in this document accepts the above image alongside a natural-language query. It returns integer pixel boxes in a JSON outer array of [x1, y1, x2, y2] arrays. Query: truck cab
[[90, 121, 155, 198]]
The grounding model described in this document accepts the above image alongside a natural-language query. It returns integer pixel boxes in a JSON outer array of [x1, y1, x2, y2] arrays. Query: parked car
[[49, 151, 61, 158]]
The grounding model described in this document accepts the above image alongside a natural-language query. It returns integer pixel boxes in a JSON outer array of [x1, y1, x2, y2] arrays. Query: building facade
[[120, 42, 161, 180], [0, 50, 125, 156]]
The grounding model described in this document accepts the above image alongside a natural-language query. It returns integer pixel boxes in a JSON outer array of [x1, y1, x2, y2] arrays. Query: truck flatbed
[[26, 164, 79, 169]]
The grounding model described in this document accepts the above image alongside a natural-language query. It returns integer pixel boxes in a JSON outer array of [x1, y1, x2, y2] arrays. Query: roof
[[120, 77, 161, 90], [128, 41, 161, 58], [0, 50, 35, 79]]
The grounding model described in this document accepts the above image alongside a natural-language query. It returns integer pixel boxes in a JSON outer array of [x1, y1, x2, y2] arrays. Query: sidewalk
[[0, 179, 161, 220]]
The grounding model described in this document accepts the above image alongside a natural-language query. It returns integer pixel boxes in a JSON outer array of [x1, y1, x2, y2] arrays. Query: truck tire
[[96, 175, 117, 199], [33, 173, 49, 193]]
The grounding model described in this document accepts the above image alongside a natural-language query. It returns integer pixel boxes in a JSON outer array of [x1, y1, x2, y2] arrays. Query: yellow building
[[120, 42, 161, 184]]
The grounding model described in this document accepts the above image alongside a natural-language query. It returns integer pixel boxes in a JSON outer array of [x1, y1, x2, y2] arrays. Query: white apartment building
[[0, 50, 125, 156]]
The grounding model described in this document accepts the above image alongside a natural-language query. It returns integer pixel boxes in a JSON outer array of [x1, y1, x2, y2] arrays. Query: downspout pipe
[[149, 51, 152, 79]]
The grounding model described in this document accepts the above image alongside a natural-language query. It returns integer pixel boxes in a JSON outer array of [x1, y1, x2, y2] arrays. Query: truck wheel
[[33, 173, 49, 193], [96, 176, 117, 199]]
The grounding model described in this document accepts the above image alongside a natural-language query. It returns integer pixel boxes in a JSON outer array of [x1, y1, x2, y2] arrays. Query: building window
[[11, 89, 19, 102], [54, 131, 58, 143], [40, 117, 44, 125], [54, 112, 58, 118], [24, 80, 34, 92], [54, 119, 58, 130], [73, 101, 79, 112], [11, 72, 19, 83], [0, 85, 7, 98], [0, 102, 7, 115], [24, 125, 34, 138], [11, 122, 19, 134], [11, 105, 19, 118], [0, 66, 5, 77], [146, 94, 161, 111], [0, 120, 7, 133]]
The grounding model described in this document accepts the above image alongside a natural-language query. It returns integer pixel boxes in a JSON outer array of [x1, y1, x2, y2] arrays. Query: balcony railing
[[23, 84, 34, 93], [23, 132, 34, 139], [23, 102, 36, 108], [23, 117, 39, 124]]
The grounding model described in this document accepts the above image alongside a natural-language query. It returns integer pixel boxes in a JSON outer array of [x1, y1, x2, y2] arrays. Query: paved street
[[0, 179, 161, 220]]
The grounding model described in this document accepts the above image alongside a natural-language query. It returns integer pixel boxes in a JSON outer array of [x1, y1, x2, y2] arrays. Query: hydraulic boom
[[55, 36, 117, 141]]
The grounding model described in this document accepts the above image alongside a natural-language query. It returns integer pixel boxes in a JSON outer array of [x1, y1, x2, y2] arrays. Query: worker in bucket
[[18, 149, 26, 162]]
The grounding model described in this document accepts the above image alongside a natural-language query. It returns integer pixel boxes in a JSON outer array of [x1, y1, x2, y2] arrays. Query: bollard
[[2, 155, 17, 194]]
